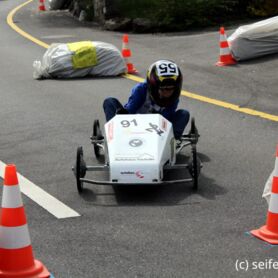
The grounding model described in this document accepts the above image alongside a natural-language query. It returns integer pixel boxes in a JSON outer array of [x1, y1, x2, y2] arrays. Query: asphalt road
[[0, 0, 278, 277]]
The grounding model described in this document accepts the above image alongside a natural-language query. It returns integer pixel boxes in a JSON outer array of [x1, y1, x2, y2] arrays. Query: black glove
[[116, 107, 129, 115]]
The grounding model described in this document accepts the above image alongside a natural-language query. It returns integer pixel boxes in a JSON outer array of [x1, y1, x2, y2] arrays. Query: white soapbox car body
[[73, 114, 201, 192]]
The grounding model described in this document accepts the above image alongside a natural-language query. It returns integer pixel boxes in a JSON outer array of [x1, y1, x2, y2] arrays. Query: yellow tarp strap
[[67, 41, 98, 69]]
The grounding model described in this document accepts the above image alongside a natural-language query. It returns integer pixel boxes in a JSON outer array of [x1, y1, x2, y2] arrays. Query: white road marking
[[40, 35, 75, 39], [0, 161, 80, 219]]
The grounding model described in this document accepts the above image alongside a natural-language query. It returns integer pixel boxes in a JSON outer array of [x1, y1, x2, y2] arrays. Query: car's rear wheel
[[189, 117, 199, 144], [75, 146, 86, 193], [93, 119, 103, 159], [188, 146, 201, 190]]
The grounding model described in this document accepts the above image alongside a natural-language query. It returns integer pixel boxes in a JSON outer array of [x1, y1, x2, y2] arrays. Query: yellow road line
[[124, 74, 278, 122], [180, 90, 278, 122], [7, 1, 278, 122], [7, 0, 49, 49]]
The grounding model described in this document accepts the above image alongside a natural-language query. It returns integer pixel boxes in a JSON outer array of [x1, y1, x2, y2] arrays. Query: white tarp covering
[[262, 170, 273, 204], [33, 41, 126, 79], [228, 16, 278, 61]]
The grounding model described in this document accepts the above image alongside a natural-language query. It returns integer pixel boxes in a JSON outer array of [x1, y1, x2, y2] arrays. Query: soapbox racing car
[[73, 114, 201, 193]]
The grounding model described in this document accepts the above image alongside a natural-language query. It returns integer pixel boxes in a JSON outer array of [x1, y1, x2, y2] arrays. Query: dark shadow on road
[[36, 75, 125, 82], [237, 53, 278, 66], [78, 188, 97, 202], [77, 152, 227, 206], [35, 73, 144, 82]]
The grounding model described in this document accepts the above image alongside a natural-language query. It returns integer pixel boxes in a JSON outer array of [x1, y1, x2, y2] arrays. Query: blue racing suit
[[103, 81, 190, 138]]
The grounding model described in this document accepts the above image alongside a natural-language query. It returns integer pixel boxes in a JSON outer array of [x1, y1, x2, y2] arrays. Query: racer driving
[[74, 60, 201, 192], [103, 60, 190, 139]]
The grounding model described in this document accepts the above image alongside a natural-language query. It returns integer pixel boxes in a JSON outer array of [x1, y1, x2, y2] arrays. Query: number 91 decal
[[120, 119, 164, 136]]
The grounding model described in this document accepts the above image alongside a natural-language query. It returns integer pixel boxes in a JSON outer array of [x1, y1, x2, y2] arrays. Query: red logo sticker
[[108, 122, 114, 142], [135, 171, 144, 179]]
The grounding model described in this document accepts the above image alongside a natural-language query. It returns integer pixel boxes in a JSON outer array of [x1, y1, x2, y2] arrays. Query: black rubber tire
[[192, 146, 199, 190], [75, 146, 86, 194], [93, 119, 102, 159], [187, 146, 201, 191], [191, 117, 196, 134], [189, 117, 199, 144]]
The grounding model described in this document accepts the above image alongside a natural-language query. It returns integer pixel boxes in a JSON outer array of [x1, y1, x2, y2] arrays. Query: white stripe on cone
[[0, 225, 31, 249], [220, 48, 231, 55], [274, 158, 278, 175], [269, 193, 278, 213], [125, 57, 130, 64], [220, 34, 227, 41], [2, 185, 23, 208]]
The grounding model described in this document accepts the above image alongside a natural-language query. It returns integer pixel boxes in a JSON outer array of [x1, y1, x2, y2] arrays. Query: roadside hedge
[[247, 0, 278, 16], [73, 0, 278, 30], [116, 0, 240, 27]]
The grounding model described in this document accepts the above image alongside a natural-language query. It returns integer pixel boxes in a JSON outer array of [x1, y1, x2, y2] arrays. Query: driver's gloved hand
[[116, 107, 129, 115]]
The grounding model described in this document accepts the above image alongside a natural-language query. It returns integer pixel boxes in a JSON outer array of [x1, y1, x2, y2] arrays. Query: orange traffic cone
[[38, 0, 46, 11], [251, 146, 278, 244], [0, 164, 51, 277], [122, 34, 138, 74], [215, 27, 236, 66]]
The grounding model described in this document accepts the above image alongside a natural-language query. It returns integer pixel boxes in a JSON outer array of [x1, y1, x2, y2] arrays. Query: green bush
[[247, 0, 278, 16], [75, 0, 94, 20], [71, 0, 277, 30], [115, 0, 247, 29]]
